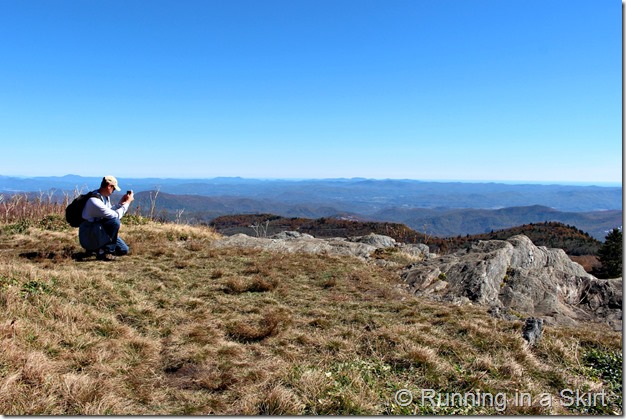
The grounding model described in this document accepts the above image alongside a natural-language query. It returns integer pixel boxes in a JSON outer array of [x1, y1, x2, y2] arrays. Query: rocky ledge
[[402, 235, 622, 330], [213, 232, 622, 331], [212, 231, 429, 260]]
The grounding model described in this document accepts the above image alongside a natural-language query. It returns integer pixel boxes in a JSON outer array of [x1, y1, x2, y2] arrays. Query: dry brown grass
[[0, 215, 622, 415], [0, 192, 70, 225]]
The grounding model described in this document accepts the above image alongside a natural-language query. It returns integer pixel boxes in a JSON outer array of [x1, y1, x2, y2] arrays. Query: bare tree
[[149, 186, 161, 221], [422, 223, 432, 245], [250, 220, 270, 237], [174, 208, 185, 224]]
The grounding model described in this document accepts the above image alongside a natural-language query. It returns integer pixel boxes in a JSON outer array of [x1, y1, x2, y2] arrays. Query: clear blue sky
[[0, 0, 622, 184]]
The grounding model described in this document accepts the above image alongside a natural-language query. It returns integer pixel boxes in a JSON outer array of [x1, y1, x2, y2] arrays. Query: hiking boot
[[96, 252, 116, 261]]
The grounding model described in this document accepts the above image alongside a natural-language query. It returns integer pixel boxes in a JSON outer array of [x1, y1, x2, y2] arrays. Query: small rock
[[522, 317, 543, 346]]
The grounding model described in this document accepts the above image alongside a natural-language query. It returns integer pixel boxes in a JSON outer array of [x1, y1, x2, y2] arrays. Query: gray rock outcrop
[[401, 235, 622, 329], [348, 233, 397, 248], [212, 233, 378, 259], [348, 233, 431, 260], [270, 231, 315, 240], [212, 231, 431, 261]]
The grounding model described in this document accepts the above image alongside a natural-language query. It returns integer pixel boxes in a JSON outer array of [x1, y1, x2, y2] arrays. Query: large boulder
[[348, 233, 397, 248], [401, 235, 622, 329]]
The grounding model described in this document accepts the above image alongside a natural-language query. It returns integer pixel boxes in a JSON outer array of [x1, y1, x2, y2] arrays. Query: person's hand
[[120, 190, 134, 205]]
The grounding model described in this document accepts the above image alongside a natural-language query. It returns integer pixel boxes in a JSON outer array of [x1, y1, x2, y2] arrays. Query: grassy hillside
[[0, 214, 622, 414]]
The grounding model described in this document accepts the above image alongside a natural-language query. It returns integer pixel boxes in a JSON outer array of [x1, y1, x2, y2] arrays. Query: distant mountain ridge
[[128, 191, 619, 241], [1, 175, 621, 240], [0, 175, 621, 212], [370, 205, 622, 241]]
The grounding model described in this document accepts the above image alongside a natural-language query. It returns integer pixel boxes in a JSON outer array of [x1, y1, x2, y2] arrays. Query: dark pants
[[100, 217, 129, 255]]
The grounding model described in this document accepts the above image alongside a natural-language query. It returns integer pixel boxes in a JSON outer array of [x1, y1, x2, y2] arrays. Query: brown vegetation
[[0, 199, 621, 414]]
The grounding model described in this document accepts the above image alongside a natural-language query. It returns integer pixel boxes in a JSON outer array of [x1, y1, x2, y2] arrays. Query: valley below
[[2, 176, 621, 241]]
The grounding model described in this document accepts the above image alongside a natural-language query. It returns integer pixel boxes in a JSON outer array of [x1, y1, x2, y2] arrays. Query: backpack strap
[[82, 191, 108, 223]]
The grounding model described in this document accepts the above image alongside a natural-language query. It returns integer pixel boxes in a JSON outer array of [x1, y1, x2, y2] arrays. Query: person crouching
[[79, 175, 134, 261]]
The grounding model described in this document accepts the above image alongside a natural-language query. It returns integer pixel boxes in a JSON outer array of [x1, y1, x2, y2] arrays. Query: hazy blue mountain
[[1, 175, 620, 211], [126, 192, 620, 241], [370, 205, 622, 241], [1, 175, 621, 240]]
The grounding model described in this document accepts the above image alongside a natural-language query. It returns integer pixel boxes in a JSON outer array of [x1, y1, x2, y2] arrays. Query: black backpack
[[65, 192, 99, 227]]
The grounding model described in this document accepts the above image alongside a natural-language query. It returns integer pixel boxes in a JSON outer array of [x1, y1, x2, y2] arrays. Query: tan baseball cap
[[103, 175, 121, 191]]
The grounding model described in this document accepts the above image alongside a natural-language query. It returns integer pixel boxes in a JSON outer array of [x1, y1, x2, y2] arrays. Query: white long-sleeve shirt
[[81, 191, 130, 222]]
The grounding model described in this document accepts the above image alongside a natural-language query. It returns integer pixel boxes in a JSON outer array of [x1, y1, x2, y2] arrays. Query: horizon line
[[0, 174, 622, 187]]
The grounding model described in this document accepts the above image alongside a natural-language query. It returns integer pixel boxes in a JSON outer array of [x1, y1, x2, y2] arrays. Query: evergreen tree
[[596, 228, 623, 278]]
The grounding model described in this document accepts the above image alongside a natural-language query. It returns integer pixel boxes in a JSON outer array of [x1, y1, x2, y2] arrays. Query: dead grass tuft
[[403, 344, 440, 367], [185, 240, 204, 252], [166, 360, 238, 392], [472, 354, 494, 372], [226, 308, 291, 343], [223, 276, 279, 294], [257, 384, 305, 415], [320, 276, 337, 288], [498, 359, 524, 378]]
